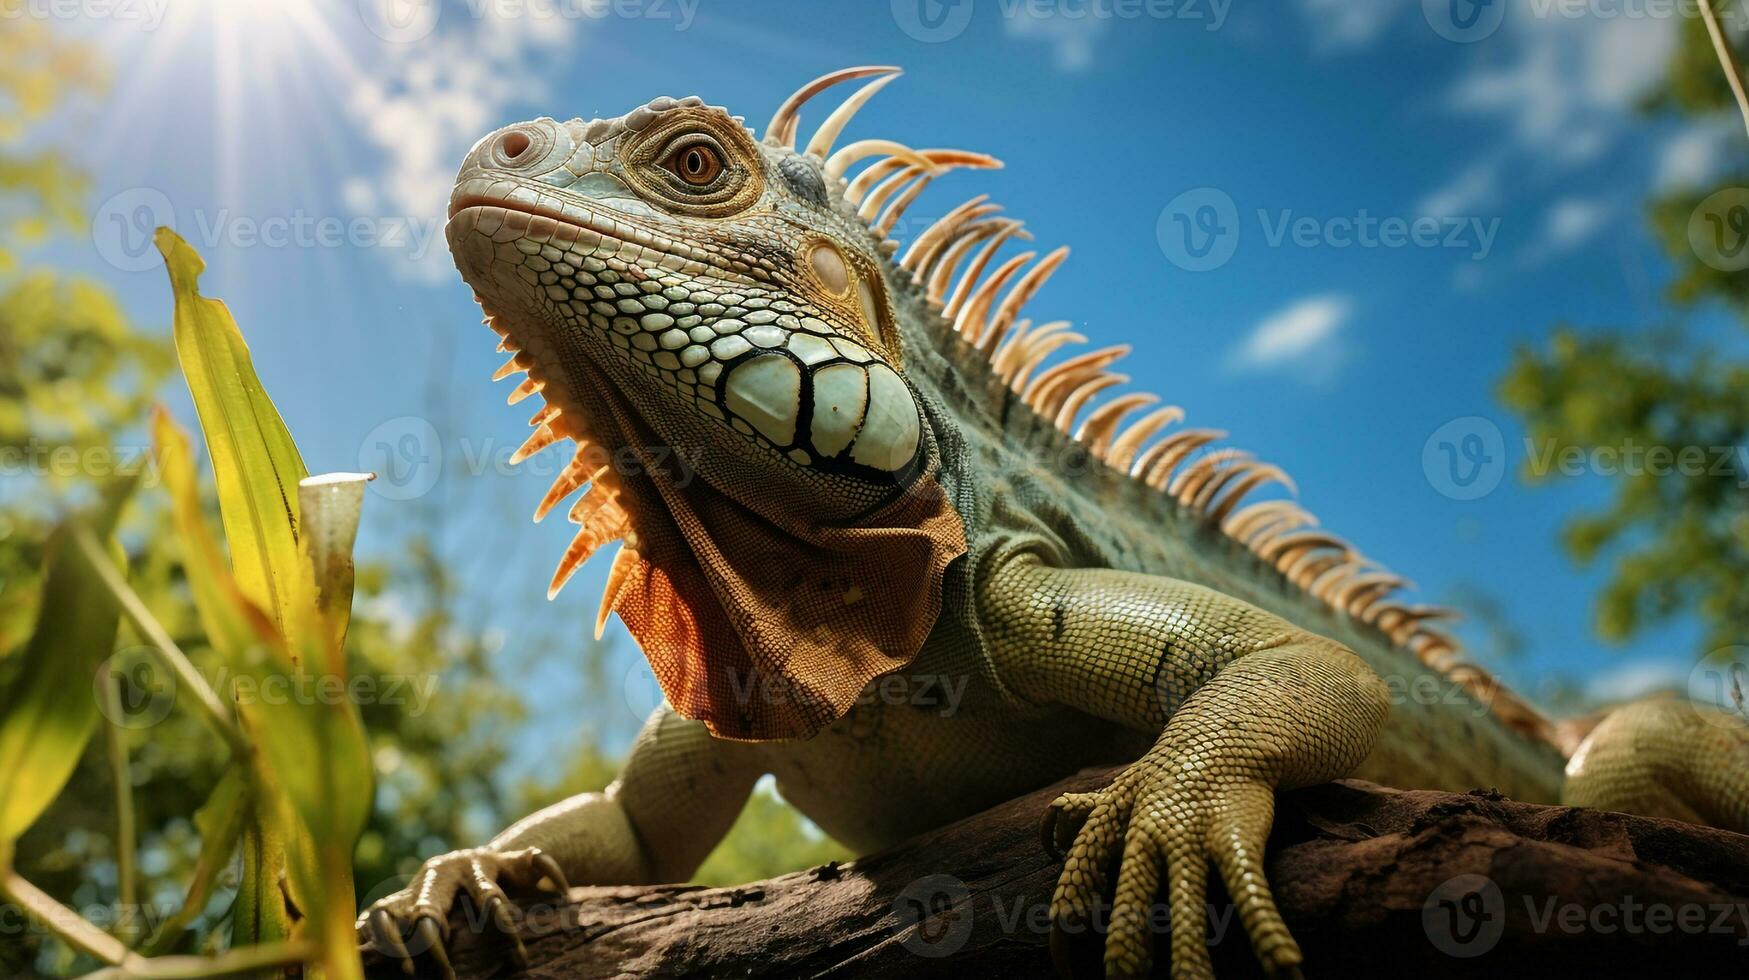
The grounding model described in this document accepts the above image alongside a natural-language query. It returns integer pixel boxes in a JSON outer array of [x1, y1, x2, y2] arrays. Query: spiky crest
[[746, 65, 1557, 744], [479, 67, 1555, 746]]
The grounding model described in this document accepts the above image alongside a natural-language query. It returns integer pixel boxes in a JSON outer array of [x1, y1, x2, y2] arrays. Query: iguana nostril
[[499, 130, 533, 162]]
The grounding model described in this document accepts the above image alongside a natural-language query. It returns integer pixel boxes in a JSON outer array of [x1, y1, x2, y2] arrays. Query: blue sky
[[27, 0, 1747, 758]]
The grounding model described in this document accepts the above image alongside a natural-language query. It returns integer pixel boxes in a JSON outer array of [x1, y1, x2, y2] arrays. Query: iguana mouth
[[445, 183, 721, 272], [445, 199, 685, 631], [444, 181, 723, 617]]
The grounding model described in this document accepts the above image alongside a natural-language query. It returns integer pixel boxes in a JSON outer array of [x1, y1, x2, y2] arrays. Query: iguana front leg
[[357, 705, 763, 977], [983, 557, 1391, 979]]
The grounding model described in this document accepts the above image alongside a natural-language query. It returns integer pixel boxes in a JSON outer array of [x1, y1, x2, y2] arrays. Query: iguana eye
[[665, 142, 723, 186], [620, 108, 763, 216]]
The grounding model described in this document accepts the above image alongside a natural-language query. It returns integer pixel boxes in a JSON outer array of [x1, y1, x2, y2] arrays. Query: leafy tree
[[1, 20, 842, 976], [1500, 18, 1749, 657], [0, 19, 528, 975]]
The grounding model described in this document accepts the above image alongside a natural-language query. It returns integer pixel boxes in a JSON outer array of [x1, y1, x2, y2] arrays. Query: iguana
[[359, 66, 1749, 978]]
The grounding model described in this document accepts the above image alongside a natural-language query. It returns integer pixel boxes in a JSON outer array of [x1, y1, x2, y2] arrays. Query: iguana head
[[444, 69, 972, 740]]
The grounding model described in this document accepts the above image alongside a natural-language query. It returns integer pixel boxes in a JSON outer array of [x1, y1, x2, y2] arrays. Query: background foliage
[[0, 18, 839, 978], [1500, 17, 1749, 657], [1, 10, 1745, 979]]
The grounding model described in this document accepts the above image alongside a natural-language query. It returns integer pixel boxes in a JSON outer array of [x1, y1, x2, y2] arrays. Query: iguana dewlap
[[360, 67, 1749, 979]]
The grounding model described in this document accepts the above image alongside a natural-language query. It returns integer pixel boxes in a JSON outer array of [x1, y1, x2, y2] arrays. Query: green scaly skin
[[358, 73, 1749, 979]]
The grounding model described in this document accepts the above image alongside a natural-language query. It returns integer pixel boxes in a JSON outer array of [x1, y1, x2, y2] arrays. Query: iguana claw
[[1041, 791, 1100, 861], [1046, 742, 1300, 979], [356, 845, 569, 977]]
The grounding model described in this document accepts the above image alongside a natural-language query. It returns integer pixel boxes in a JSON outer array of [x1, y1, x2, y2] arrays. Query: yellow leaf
[[154, 228, 311, 646], [150, 407, 281, 663]]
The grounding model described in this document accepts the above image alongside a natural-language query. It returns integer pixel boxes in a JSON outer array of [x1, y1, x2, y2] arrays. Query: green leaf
[[0, 477, 137, 846], [154, 227, 310, 642]]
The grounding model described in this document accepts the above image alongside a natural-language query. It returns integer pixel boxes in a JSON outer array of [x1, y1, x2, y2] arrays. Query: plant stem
[[0, 871, 131, 965], [72, 527, 249, 759], [100, 693, 138, 930], [1699, 0, 1749, 140], [75, 940, 317, 980]]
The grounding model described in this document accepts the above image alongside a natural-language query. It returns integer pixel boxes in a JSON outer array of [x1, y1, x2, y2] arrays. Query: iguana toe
[[356, 845, 567, 977]]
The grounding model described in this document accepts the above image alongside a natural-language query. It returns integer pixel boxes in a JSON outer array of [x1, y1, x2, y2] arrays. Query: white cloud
[[1655, 119, 1734, 190], [1540, 196, 1611, 250], [1586, 658, 1688, 704], [343, 9, 584, 282], [1445, 9, 1677, 165], [1002, 7, 1111, 72], [1227, 294, 1353, 381], [1416, 156, 1503, 218], [1505, 196, 1612, 271], [1424, 11, 1677, 288], [1295, 0, 1406, 52]]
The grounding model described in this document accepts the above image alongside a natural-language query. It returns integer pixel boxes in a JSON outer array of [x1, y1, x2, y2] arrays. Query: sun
[[86, 0, 370, 226]]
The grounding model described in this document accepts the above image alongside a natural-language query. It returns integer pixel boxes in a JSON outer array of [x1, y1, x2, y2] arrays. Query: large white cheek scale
[[850, 363, 920, 471], [723, 354, 802, 446], [720, 352, 919, 473], [809, 362, 867, 457]]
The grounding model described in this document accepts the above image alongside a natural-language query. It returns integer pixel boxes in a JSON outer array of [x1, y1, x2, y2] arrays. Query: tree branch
[[365, 770, 1749, 978]]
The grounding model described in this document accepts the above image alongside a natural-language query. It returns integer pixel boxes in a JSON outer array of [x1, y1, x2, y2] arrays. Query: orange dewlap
[[608, 462, 965, 740]]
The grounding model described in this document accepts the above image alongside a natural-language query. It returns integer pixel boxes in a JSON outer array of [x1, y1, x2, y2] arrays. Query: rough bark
[[366, 771, 1749, 978]]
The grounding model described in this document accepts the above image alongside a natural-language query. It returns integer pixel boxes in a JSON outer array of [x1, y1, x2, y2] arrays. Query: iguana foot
[[1041, 642, 1387, 979], [357, 846, 569, 979], [1047, 749, 1299, 980]]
